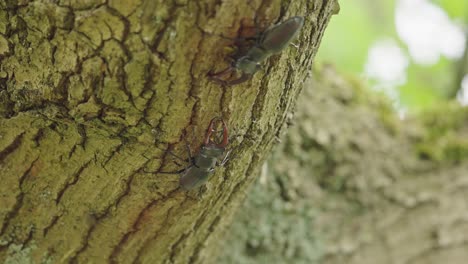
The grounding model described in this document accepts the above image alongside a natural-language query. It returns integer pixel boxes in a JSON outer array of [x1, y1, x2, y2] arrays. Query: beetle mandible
[[209, 16, 304, 86], [163, 117, 229, 190]]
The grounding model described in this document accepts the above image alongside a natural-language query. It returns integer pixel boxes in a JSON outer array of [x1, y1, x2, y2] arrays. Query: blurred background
[[220, 1, 468, 263], [317, 0, 468, 114]]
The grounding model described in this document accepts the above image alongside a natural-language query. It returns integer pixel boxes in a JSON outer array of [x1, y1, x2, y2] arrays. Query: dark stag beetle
[[209, 16, 304, 85], [163, 118, 230, 190]]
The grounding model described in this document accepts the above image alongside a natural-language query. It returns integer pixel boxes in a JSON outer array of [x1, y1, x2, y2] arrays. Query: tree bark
[[220, 65, 468, 264], [0, 0, 339, 263]]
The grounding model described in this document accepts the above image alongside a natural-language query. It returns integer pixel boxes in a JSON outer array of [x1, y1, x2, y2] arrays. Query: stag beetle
[[162, 117, 230, 190], [209, 16, 304, 85]]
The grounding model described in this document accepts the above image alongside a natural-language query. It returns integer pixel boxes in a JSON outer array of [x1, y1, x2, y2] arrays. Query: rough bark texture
[[220, 65, 468, 264], [0, 0, 339, 263]]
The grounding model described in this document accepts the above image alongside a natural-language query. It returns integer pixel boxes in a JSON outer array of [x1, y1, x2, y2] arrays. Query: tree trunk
[[220, 65, 468, 264], [0, 0, 339, 263]]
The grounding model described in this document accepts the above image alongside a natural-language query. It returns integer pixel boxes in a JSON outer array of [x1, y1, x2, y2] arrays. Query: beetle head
[[236, 56, 262, 75]]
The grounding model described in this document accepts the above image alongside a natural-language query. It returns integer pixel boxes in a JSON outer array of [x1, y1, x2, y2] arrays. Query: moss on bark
[[0, 0, 339, 263]]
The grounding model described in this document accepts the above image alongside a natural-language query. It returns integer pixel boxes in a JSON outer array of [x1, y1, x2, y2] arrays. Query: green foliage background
[[316, 0, 467, 111]]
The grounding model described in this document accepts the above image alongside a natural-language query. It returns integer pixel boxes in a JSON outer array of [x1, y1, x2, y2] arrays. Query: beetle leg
[[219, 149, 232, 166], [226, 72, 253, 85], [158, 164, 193, 175], [216, 34, 256, 44], [162, 147, 192, 164], [290, 42, 299, 49], [182, 139, 193, 162], [208, 66, 234, 78], [208, 66, 235, 85]]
